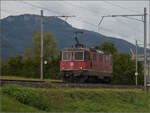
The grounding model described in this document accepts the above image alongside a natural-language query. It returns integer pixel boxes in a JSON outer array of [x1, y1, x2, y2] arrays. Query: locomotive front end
[[60, 48, 90, 83]]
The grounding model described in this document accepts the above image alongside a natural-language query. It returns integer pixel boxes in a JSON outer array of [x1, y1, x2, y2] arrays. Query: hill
[[1, 14, 145, 59]]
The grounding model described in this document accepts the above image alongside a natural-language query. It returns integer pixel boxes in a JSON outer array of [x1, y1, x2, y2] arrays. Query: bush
[[2, 84, 49, 110]]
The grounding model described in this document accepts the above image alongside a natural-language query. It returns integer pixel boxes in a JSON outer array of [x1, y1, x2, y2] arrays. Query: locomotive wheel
[[103, 77, 111, 83], [62, 75, 88, 83], [70, 76, 87, 83], [86, 76, 99, 83], [76, 76, 88, 83], [62, 75, 73, 83]]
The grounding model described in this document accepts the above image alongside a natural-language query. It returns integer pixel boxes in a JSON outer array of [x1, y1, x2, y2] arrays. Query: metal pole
[[149, 0, 150, 85], [40, 10, 44, 80], [39, 12, 74, 80], [144, 7, 147, 89], [135, 40, 138, 86]]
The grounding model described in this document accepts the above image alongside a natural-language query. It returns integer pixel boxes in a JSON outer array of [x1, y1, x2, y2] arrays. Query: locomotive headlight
[[70, 62, 74, 66], [80, 66, 83, 70]]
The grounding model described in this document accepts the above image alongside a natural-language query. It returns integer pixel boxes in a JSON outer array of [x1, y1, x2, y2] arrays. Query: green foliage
[[21, 55, 40, 78], [24, 30, 58, 59], [99, 41, 117, 54], [2, 31, 60, 78], [99, 41, 144, 85], [2, 84, 150, 112], [44, 55, 60, 79], [112, 53, 144, 85], [1, 94, 43, 112], [2, 84, 49, 110], [1, 54, 60, 79], [2, 55, 23, 76]]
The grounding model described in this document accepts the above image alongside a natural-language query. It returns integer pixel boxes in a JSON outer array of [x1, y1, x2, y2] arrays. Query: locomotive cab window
[[84, 51, 90, 60], [99, 55, 103, 63], [93, 53, 96, 61], [63, 52, 71, 60], [74, 52, 84, 60], [110, 56, 112, 65], [105, 55, 109, 63]]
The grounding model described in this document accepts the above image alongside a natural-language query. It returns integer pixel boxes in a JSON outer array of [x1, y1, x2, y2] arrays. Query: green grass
[[1, 84, 150, 112], [1, 94, 43, 112]]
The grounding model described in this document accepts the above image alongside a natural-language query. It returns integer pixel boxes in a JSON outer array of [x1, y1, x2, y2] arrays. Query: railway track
[[52, 82, 143, 89], [0, 79, 52, 88], [0, 79, 144, 89]]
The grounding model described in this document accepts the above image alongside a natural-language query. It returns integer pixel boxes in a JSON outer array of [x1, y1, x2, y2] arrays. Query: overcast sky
[[1, 0, 150, 46]]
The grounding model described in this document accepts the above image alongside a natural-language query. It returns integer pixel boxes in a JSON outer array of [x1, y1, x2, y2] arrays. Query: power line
[[104, 1, 141, 14], [75, 17, 97, 27], [20, 1, 62, 15], [114, 17, 144, 34], [22, 0, 102, 24], [1, 9, 19, 15], [20, 1, 140, 37], [20, 1, 99, 30], [21, 1, 121, 40], [96, 1, 144, 36], [62, 2, 119, 33], [64, 2, 105, 16]]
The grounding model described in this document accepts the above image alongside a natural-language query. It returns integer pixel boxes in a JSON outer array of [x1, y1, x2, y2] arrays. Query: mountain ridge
[[1, 14, 145, 59]]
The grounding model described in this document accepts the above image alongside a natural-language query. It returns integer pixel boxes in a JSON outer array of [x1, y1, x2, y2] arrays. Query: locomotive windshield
[[62, 51, 90, 61], [74, 52, 84, 60], [63, 52, 71, 60]]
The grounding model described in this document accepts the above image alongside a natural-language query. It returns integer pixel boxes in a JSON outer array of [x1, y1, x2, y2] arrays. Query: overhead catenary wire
[[20, 1, 115, 33], [21, 1, 64, 15], [64, 1, 106, 16], [20, 1, 100, 30], [102, 1, 148, 37], [1, 9, 20, 15], [3, 1, 147, 45], [104, 1, 142, 14], [63, 1, 133, 38], [96, 2, 145, 41], [20, 1, 144, 39]]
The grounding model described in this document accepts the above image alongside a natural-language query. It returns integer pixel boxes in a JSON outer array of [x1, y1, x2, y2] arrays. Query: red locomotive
[[60, 31, 112, 83]]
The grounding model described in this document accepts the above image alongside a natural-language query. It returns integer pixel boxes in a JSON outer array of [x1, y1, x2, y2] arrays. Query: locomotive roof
[[62, 47, 104, 54]]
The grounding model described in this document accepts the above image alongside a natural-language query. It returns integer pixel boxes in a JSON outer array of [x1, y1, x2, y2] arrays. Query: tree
[[24, 30, 58, 59], [99, 41, 117, 54], [99, 42, 143, 85], [21, 55, 40, 78], [2, 54, 23, 76], [112, 53, 143, 85], [1, 58, 9, 76], [21, 55, 60, 79], [44, 55, 60, 79]]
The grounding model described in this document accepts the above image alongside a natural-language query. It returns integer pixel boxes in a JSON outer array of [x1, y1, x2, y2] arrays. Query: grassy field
[[1, 84, 150, 112]]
